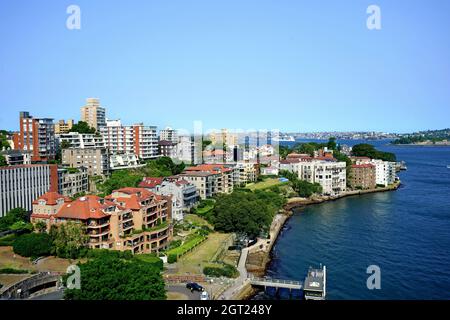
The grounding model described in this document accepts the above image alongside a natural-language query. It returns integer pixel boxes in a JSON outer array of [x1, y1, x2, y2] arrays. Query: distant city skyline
[[1, 1, 450, 133]]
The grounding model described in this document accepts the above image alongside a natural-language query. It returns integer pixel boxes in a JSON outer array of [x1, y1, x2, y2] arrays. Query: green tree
[[52, 222, 90, 259], [12, 233, 53, 258], [352, 144, 396, 162], [0, 154, 7, 167], [0, 208, 28, 232], [34, 221, 48, 233], [210, 191, 284, 238], [64, 254, 166, 300], [69, 121, 96, 134], [327, 137, 337, 151], [60, 140, 72, 149]]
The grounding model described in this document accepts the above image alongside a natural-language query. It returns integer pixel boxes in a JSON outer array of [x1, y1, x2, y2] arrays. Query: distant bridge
[[249, 275, 303, 290]]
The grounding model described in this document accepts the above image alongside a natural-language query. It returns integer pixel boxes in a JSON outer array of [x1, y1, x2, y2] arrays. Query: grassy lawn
[[246, 178, 284, 191], [176, 233, 232, 274], [184, 214, 213, 229], [0, 246, 83, 273]]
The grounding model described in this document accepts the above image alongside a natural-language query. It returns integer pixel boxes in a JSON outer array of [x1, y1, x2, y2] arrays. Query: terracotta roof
[[287, 153, 310, 158], [175, 179, 190, 186], [139, 177, 164, 188], [184, 164, 232, 174], [54, 195, 113, 220], [30, 214, 53, 219], [109, 188, 158, 210], [32, 192, 71, 205]]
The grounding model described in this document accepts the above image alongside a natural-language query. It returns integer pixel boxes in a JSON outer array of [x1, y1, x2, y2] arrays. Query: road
[[166, 284, 201, 300]]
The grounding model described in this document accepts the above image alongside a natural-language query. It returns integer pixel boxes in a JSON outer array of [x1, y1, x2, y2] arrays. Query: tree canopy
[[208, 190, 285, 238], [69, 121, 96, 134], [97, 157, 186, 195], [0, 208, 29, 232], [13, 233, 53, 258], [352, 144, 396, 162], [64, 252, 166, 300], [279, 170, 322, 197], [50, 222, 90, 259]]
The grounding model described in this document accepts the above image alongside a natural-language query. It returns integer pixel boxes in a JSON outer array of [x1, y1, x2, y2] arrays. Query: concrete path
[[217, 247, 249, 300]]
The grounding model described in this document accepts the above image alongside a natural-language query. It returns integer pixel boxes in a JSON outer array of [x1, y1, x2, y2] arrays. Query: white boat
[[447, 165, 450, 169], [303, 265, 326, 300]]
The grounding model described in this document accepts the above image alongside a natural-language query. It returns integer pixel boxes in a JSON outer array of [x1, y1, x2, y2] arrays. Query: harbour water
[[256, 140, 450, 300]]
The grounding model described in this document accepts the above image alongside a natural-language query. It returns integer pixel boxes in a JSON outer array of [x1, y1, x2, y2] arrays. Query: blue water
[[263, 139, 450, 300]]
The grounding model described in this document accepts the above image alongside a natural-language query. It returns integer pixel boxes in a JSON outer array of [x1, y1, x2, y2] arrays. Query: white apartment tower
[[159, 127, 178, 143], [100, 121, 158, 160]]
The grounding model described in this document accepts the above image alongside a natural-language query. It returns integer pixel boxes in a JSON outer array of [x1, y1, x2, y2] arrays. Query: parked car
[[186, 282, 204, 292], [200, 291, 209, 300]]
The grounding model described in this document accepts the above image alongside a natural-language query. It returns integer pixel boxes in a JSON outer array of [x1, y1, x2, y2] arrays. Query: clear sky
[[0, 0, 449, 133]]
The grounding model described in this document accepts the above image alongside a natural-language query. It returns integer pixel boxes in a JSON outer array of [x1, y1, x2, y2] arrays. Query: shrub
[[203, 264, 239, 278], [134, 254, 164, 270], [0, 268, 29, 274], [0, 234, 17, 246], [167, 253, 178, 264], [12, 233, 53, 258]]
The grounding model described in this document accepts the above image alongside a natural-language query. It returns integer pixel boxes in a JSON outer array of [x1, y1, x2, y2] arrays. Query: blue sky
[[0, 0, 449, 133]]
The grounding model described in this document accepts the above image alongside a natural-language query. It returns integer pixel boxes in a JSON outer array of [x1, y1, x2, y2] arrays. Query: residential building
[[0, 164, 58, 217], [57, 132, 105, 149], [101, 121, 158, 160], [371, 159, 396, 187], [180, 164, 235, 199], [62, 148, 110, 176], [159, 127, 178, 143], [158, 140, 177, 158], [30, 192, 72, 231], [55, 119, 74, 134], [209, 129, 238, 147], [31, 188, 173, 253], [175, 135, 196, 164], [109, 153, 143, 170], [139, 177, 198, 221], [80, 98, 106, 130], [13, 112, 56, 162], [284, 158, 347, 196], [106, 188, 172, 253], [0, 150, 32, 166], [235, 162, 259, 185], [350, 164, 376, 190], [58, 167, 89, 197], [261, 166, 279, 176], [178, 171, 217, 200]]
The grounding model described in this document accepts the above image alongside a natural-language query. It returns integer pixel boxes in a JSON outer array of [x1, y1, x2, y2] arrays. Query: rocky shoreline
[[241, 182, 401, 300]]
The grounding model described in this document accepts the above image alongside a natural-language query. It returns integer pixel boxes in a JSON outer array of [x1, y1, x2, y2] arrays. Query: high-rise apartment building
[[159, 127, 178, 143], [62, 148, 110, 176], [13, 112, 56, 162], [0, 164, 58, 217], [101, 121, 158, 160], [80, 98, 106, 131], [55, 119, 74, 134]]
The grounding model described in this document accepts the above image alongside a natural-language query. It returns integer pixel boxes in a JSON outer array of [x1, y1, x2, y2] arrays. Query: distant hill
[[393, 129, 450, 145]]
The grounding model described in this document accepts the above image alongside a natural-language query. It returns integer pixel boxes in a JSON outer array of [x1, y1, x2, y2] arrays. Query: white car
[[200, 291, 209, 300]]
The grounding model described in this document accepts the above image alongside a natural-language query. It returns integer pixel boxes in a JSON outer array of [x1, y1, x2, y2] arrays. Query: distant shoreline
[[390, 143, 450, 147]]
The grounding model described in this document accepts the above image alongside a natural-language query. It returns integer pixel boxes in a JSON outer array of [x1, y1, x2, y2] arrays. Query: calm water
[[261, 140, 450, 300]]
